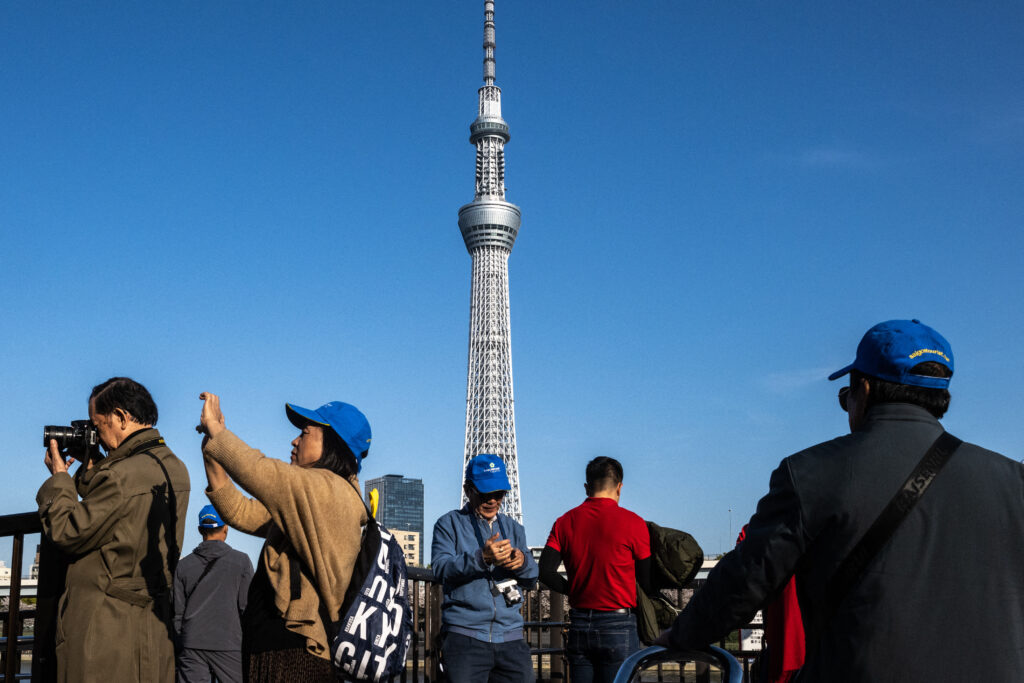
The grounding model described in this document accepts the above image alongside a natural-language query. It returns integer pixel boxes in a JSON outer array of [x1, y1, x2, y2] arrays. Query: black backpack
[[328, 484, 413, 681]]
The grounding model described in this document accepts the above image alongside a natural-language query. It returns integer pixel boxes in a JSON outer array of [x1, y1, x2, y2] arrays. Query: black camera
[[43, 420, 99, 461]]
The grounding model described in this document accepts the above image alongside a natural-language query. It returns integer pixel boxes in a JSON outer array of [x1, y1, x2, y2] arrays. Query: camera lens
[[43, 425, 75, 448]]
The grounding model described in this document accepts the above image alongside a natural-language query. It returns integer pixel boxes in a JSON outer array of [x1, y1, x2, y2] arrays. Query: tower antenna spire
[[483, 0, 496, 86], [458, 0, 524, 522]]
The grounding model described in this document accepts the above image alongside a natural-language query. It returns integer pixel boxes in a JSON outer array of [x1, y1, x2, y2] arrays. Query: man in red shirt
[[539, 457, 652, 683]]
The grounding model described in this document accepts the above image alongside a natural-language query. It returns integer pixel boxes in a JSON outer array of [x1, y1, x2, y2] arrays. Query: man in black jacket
[[173, 505, 254, 683], [659, 319, 1024, 681]]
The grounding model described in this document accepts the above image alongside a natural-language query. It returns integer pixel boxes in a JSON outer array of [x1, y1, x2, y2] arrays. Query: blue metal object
[[612, 644, 743, 683]]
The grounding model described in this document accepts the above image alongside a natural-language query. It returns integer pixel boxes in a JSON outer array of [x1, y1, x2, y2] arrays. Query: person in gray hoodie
[[174, 505, 254, 683]]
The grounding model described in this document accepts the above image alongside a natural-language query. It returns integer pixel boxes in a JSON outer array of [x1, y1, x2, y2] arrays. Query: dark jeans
[[441, 632, 533, 683], [567, 609, 641, 683]]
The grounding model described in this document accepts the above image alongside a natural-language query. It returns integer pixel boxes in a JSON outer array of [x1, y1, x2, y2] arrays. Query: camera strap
[[470, 513, 508, 593], [127, 436, 166, 456]]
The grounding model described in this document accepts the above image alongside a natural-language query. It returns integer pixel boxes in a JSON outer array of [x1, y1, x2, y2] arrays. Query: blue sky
[[2, 1, 1022, 569]]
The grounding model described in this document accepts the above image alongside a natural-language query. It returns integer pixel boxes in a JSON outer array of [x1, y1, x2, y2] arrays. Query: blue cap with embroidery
[[286, 401, 372, 470], [828, 319, 954, 389], [465, 454, 511, 493], [198, 504, 224, 529]]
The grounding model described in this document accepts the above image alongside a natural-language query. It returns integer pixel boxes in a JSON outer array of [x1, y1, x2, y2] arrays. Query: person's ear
[[584, 482, 592, 497]]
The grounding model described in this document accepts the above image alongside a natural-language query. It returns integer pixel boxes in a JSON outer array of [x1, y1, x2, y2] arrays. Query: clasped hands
[[482, 532, 525, 570]]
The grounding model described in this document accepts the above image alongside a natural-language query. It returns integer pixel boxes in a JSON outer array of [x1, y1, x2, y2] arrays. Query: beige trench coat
[[37, 428, 190, 683]]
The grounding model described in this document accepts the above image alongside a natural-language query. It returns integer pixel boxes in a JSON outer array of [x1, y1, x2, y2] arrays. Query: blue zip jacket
[[432, 505, 538, 642]]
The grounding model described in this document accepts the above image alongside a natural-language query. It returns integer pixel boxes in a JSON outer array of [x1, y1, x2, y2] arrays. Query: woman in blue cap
[[196, 392, 370, 682]]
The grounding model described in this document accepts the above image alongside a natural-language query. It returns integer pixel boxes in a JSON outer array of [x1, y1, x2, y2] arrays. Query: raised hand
[[197, 392, 226, 438]]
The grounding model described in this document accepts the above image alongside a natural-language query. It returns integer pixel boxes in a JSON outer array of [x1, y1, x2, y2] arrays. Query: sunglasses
[[469, 486, 507, 502], [838, 386, 850, 412]]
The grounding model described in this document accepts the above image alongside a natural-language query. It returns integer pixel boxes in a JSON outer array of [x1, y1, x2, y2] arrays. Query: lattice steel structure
[[458, 0, 523, 522]]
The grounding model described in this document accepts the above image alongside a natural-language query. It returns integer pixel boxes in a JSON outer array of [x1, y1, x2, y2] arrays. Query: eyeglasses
[[838, 386, 850, 412]]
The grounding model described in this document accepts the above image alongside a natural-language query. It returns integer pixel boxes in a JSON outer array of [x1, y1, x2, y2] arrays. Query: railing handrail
[[0, 513, 41, 537], [406, 566, 435, 583]]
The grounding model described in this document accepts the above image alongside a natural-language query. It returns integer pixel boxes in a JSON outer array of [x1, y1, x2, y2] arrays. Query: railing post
[[406, 579, 419, 683], [425, 582, 442, 682], [32, 534, 65, 683], [4, 533, 24, 683], [549, 591, 565, 681]]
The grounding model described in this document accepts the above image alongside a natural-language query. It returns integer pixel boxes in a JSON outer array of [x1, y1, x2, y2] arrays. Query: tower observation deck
[[458, 0, 523, 522]]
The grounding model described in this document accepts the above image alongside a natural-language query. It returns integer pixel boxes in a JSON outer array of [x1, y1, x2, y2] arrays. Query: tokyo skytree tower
[[458, 0, 523, 522]]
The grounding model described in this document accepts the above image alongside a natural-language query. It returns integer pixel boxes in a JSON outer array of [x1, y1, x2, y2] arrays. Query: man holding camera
[[432, 454, 538, 683], [37, 377, 190, 683]]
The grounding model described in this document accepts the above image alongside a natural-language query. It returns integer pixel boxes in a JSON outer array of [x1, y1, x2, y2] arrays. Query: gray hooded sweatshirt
[[173, 540, 254, 650]]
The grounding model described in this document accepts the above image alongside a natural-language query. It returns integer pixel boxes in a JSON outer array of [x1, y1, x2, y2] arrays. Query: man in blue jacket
[[432, 454, 539, 683]]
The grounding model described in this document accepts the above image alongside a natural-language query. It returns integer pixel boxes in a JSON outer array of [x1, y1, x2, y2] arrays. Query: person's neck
[[110, 424, 152, 451], [590, 490, 619, 502]]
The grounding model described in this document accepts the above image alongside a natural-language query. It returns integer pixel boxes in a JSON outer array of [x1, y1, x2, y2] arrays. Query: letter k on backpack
[[331, 483, 413, 681]]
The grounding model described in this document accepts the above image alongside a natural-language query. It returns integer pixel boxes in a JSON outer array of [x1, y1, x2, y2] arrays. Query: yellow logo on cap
[[909, 348, 950, 362]]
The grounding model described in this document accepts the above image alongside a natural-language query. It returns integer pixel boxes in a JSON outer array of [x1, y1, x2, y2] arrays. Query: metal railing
[[0, 512, 39, 682], [2, 512, 763, 682], [404, 566, 569, 682]]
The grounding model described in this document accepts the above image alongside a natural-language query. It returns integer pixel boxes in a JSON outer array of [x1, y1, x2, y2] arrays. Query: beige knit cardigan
[[204, 429, 367, 659]]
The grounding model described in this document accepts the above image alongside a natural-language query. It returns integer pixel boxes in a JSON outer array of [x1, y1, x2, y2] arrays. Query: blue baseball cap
[[286, 401, 372, 468], [198, 504, 224, 529], [465, 454, 511, 493], [828, 319, 954, 389]]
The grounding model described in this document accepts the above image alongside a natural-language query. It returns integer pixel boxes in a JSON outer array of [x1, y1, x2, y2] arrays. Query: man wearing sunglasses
[[658, 319, 1024, 682], [432, 454, 538, 683]]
